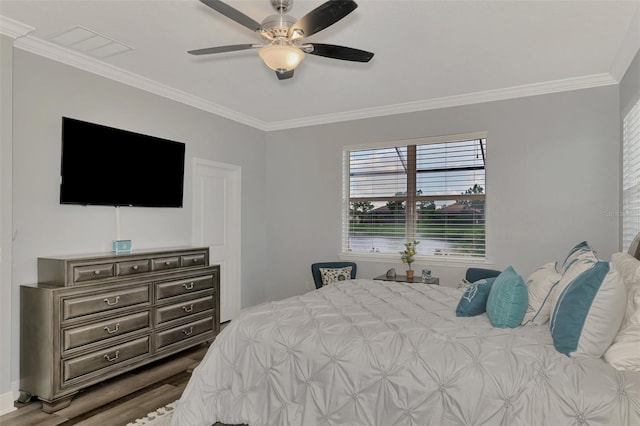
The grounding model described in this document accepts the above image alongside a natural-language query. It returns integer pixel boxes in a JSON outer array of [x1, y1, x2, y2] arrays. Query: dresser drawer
[[155, 296, 213, 325], [155, 317, 213, 350], [63, 311, 150, 352], [116, 259, 150, 277], [155, 275, 214, 301], [73, 263, 115, 283], [181, 253, 207, 267], [62, 286, 150, 320], [63, 336, 150, 383], [151, 256, 180, 271]]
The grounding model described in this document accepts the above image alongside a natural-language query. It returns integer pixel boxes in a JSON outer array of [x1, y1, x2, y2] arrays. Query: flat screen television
[[60, 117, 186, 207]]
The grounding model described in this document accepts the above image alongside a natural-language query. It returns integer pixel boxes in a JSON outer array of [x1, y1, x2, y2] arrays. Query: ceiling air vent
[[49, 25, 132, 59]]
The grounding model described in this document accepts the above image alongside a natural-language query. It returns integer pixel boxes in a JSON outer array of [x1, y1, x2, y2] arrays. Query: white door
[[192, 158, 241, 322]]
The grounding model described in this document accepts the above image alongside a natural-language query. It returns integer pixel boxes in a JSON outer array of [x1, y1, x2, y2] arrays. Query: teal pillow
[[456, 278, 496, 317], [550, 261, 626, 357], [486, 266, 528, 328]]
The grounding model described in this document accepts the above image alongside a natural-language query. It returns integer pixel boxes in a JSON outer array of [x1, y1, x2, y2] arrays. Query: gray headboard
[[629, 233, 640, 260]]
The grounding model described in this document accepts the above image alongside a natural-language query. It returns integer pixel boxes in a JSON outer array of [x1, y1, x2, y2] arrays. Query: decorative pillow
[[486, 266, 528, 328], [604, 253, 640, 371], [611, 253, 640, 328], [550, 261, 626, 358], [521, 262, 562, 325], [560, 241, 599, 273], [610, 252, 640, 297], [547, 247, 600, 318], [319, 267, 352, 286], [604, 288, 640, 370], [455, 278, 496, 317]]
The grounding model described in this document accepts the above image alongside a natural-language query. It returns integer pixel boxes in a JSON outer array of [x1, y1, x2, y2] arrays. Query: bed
[[172, 258, 640, 426]]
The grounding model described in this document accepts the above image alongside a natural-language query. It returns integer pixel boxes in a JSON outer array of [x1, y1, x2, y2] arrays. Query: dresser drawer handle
[[132, 265, 139, 271], [183, 326, 194, 336], [93, 270, 101, 275], [103, 296, 120, 306], [183, 304, 194, 313], [165, 261, 171, 266], [182, 282, 194, 290], [192, 258, 199, 263], [104, 351, 120, 362], [104, 323, 120, 334]]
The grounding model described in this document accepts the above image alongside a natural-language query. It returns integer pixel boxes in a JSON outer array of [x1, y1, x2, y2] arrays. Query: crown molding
[[4, 17, 622, 132], [263, 73, 619, 131], [610, 5, 640, 82], [12, 34, 270, 131], [0, 15, 34, 39]]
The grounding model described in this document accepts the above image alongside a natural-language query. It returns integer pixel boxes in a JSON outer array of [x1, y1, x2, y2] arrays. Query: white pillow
[[560, 241, 599, 273], [319, 266, 352, 286], [547, 254, 598, 318], [603, 253, 640, 371], [604, 306, 640, 371], [521, 262, 562, 325], [610, 252, 640, 296]]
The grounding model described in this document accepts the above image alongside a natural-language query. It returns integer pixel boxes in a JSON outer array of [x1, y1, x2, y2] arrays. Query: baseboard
[[0, 390, 16, 415]]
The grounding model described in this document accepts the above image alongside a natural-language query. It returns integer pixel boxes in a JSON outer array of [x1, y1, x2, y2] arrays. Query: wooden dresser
[[19, 247, 220, 413]]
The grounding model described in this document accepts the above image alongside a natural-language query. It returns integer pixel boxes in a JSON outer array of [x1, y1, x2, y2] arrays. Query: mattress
[[172, 279, 640, 425]]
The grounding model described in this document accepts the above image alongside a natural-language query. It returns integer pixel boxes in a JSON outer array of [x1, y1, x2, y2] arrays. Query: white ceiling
[[1, 0, 639, 130]]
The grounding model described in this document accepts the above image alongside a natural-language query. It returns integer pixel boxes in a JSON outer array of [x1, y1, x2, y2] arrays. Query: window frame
[[340, 132, 489, 265]]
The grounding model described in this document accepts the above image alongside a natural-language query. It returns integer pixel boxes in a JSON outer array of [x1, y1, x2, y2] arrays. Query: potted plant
[[400, 240, 419, 279]]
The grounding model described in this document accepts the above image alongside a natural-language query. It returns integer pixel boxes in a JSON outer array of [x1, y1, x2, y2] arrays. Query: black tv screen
[[60, 117, 186, 207]]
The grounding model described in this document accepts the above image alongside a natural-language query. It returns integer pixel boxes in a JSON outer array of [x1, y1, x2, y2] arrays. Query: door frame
[[192, 158, 241, 321]]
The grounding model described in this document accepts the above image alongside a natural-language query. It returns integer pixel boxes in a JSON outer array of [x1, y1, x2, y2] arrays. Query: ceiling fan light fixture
[[259, 43, 305, 72], [190, 0, 373, 80]]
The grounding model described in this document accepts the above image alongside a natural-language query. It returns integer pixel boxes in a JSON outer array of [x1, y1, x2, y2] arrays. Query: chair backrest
[[311, 262, 357, 289], [465, 267, 501, 283]]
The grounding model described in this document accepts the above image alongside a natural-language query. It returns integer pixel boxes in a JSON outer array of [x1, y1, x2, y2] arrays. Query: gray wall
[[265, 86, 621, 301], [8, 49, 268, 388]]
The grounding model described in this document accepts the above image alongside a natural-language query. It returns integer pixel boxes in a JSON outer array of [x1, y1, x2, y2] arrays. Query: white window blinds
[[343, 137, 486, 259], [623, 99, 640, 251]]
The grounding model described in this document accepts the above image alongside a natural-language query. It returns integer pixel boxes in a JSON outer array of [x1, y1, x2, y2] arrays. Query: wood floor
[[1, 342, 214, 426]]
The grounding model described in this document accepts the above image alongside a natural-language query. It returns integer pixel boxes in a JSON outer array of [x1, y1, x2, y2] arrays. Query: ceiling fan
[[188, 0, 374, 80]]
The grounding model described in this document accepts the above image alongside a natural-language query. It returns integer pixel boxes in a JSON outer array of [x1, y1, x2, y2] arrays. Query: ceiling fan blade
[[288, 0, 358, 39], [307, 43, 374, 62], [276, 70, 295, 80], [200, 0, 262, 32], [188, 44, 255, 55]]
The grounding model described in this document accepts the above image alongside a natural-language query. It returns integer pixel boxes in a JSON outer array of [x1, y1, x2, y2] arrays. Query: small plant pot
[[406, 270, 414, 280]]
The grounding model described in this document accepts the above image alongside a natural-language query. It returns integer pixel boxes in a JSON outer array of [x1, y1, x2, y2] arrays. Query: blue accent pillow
[[550, 261, 626, 357], [456, 278, 496, 317], [486, 266, 528, 328]]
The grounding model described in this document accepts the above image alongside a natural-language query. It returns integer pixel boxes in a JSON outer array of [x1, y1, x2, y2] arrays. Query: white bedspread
[[172, 279, 640, 426]]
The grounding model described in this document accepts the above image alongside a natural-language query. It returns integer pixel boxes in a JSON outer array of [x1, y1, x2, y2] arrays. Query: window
[[343, 134, 487, 260], [623, 99, 640, 250]]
